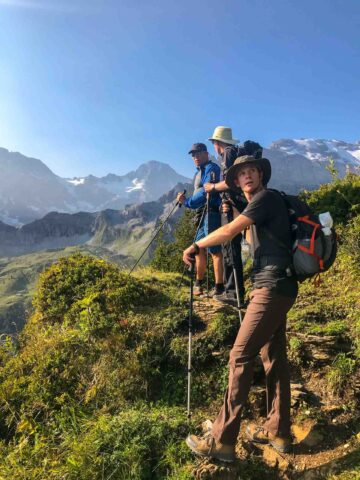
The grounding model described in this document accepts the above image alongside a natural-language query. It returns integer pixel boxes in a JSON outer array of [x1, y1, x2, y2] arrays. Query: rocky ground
[[187, 296, 360, 480]]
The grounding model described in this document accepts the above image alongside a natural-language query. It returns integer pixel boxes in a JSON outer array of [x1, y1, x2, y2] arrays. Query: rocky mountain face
[[0, 182, 191, 258], [0, 148, 190, 225], [265, 138, 360, 192], [1, 138, 359, 229]]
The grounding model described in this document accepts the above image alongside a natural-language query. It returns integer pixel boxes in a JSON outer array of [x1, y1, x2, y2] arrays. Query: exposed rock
[[292, 424, 324, 447], [192, 459, 239, 480], [0, 184, 190, 257], [262, 445, 290, 470]]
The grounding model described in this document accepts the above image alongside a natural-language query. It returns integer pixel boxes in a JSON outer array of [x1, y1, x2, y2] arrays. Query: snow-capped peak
[[269, 138, 360, 167]]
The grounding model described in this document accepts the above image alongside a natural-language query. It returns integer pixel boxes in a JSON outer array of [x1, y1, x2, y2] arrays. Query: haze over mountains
[[0, 147, 190, 225], [0, 138, 359, 228], [0, 184, 188, 258]]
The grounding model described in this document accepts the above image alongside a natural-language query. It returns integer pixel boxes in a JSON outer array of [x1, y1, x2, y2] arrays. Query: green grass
[[0, 245, 131, 333], [0, 175, 359, 479]]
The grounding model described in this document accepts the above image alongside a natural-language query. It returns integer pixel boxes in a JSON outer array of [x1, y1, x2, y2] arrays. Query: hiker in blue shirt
[[177, 143, 224, 296]]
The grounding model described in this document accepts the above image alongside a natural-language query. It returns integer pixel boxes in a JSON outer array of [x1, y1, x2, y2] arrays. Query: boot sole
[[246, 427, 291, 453], [245, 426, 268, 445], [269, 440, 292, 454], [185, 437, 235, 463]]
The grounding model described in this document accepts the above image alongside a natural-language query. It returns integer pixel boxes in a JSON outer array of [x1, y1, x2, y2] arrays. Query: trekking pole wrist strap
[[192, 243, 200, 255]]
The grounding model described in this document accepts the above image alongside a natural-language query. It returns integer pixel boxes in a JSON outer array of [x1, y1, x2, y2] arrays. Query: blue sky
[[0, 0, 359, 178]]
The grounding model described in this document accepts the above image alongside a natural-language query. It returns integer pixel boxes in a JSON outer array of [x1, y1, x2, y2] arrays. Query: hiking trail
[[187, 295, 360, 480]]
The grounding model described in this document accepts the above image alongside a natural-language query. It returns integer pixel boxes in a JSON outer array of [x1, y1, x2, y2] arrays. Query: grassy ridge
[[0, 256, 242, 479], [0, 174, 358, 479]]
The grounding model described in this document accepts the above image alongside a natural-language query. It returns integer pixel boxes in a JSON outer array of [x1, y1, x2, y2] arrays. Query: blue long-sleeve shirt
[[184, 161, 221, 210]]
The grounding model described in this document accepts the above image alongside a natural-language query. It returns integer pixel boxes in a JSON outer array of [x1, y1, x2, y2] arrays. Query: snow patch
[[126, 178, 145, 193], [272, 139, 360, 166], [348, 149, 360, 162], [67, 178, 85, 186]]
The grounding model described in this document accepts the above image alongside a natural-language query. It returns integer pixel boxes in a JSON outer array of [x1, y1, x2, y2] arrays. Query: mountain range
[[0, 147, 190, 225], [0, 182, 189, 258], [1, 138, 359, 227], [265, 138, 360, 192], [0, 138, 359, 332]]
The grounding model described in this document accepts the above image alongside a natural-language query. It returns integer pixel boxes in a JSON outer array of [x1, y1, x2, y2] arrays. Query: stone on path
[[292, 424, 324, 447]]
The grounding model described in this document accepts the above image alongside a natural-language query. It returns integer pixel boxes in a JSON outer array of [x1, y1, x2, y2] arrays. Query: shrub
[[343, 215, 360, 268], [288, 336, 305, 367], [151, 209, 196, 273], [326, 353, 357, 394], [300, 173, 360, 224], [62, 406, 191, 480]]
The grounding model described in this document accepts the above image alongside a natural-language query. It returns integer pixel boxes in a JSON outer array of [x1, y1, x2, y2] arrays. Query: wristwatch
[[192, 243, 200, 255], [212, 183, 216, 191]]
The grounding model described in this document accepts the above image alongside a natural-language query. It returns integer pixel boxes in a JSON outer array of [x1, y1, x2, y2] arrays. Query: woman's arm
[[183, 214, 253, 265]]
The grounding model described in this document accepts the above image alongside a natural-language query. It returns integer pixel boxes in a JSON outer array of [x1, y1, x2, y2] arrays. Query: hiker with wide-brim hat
[[208, 126, 240, 145], [226, 155, 272, 191], [204, 126, 262, 307], [182, 155, 298, 463], [203, 126, 246, 306], [176, 143, 224, 296]]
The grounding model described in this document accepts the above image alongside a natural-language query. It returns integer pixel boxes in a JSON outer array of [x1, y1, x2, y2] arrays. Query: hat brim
[[208, 136, 239, 146], [188, 149, 207, 154], [226, 157, 272, 192]]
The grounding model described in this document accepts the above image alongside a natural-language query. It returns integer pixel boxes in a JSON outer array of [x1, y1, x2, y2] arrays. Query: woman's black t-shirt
[[242, 189, 298, 298]]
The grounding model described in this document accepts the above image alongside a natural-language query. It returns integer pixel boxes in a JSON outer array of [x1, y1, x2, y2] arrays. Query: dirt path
[[188, 296, 360, 480]]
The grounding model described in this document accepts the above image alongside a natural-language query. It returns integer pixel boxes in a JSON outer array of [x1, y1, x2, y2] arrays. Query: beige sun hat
[[208, 126, 239, 145]]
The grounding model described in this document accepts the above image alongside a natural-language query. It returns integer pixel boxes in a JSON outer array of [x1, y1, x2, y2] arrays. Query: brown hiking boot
[[246, 423, 292, 453], [186, 434, 236, 463]]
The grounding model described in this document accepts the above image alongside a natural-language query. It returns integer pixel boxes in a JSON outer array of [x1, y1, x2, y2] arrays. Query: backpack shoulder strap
[[260, 189, 293, 254]]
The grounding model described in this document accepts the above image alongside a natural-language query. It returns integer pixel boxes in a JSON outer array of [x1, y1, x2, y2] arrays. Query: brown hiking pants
[[211, 287, 296, 446]]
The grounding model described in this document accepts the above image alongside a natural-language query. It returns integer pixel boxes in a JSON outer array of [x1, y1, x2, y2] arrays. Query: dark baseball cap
[[188, 143, 207, 155]]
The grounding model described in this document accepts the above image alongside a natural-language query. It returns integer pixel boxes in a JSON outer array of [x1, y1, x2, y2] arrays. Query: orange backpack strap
[[297, 216, 324, 270]]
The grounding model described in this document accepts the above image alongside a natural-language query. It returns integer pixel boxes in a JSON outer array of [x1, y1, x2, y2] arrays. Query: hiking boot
[[246, 423, 292, 453], [209, 286, 225, 297], [212, 291, 236, 304], [213, 291, 245, 307], [193, 285, 203, 296], [201, 419, 214, 435], [186, 434, 236, 463]]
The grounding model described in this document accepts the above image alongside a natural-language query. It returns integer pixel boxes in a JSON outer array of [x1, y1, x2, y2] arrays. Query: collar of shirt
[[196, 160, 211, 172]]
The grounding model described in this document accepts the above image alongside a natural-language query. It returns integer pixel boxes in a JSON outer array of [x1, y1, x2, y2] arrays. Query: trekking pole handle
[[178, 189, 187, 208], [188, 253, 196, 273], [207, 172, 216, 201]]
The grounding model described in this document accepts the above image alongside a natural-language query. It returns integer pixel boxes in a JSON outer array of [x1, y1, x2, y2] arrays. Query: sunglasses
[[192, 151, 206, 157]]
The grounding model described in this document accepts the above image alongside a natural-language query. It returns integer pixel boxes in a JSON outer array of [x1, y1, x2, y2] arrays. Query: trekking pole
[[205, 171, 216, 297], [206, 194, 210, 297], [231, 250, 243, 325], [227, 209, 243, 325], [129, 190, 186, 276], [187, 254, 195, 423], [177, 201, 209, 289]]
